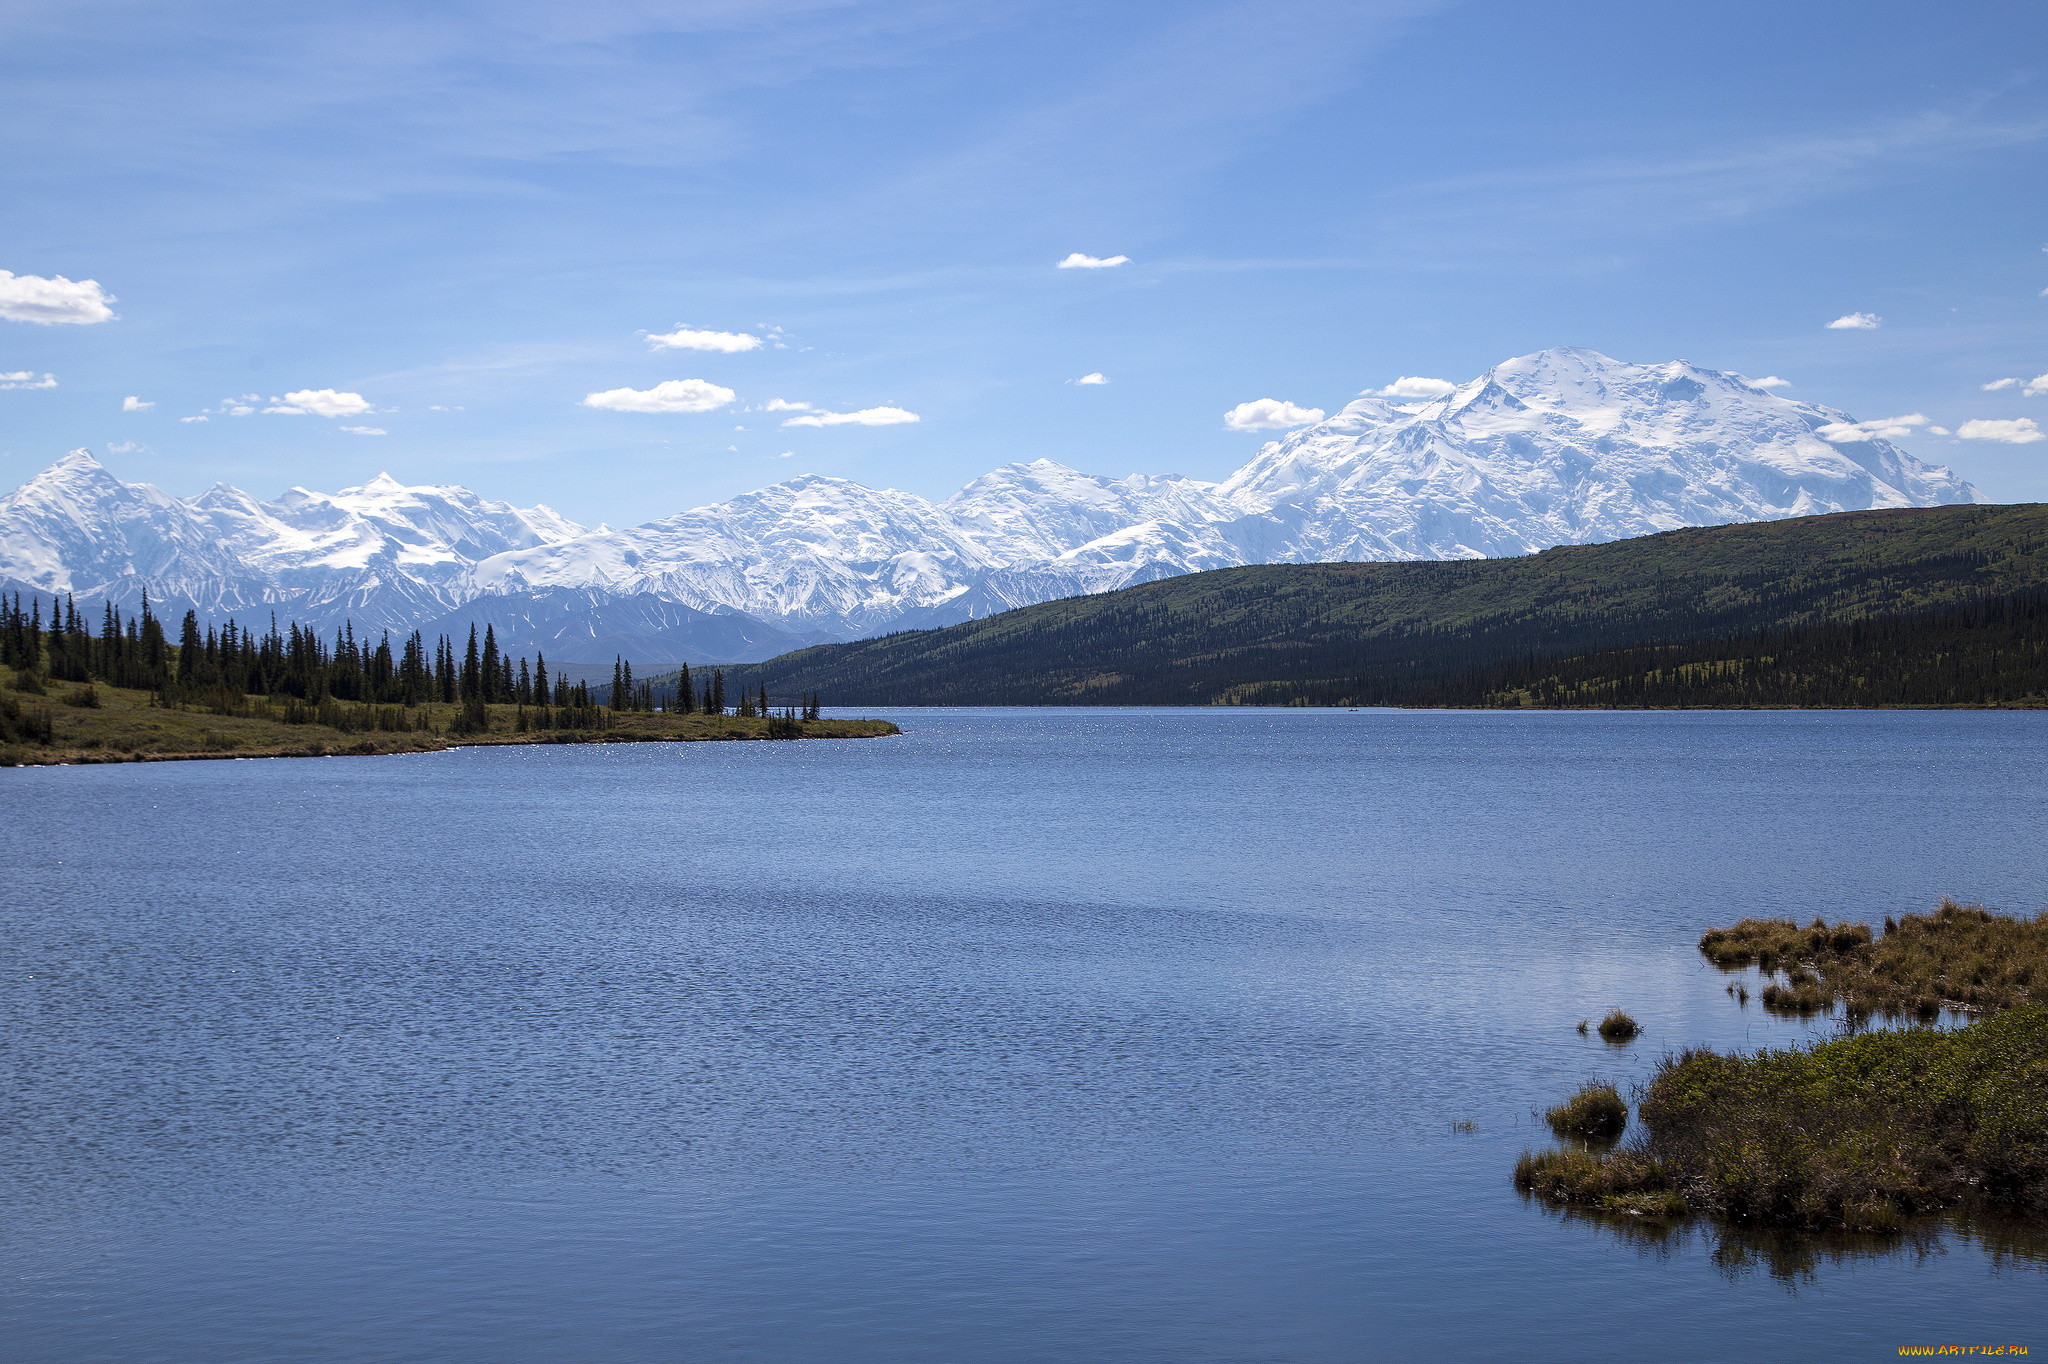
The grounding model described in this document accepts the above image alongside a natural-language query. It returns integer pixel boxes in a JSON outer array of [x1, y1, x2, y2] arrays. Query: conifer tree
[[675, 661, 692, 714], [711, 668, 725, 715], [534, 652, 549, 705], [481, 625, 501, 702], [178, 610, 202, 680], [462, 626, 481, 699]]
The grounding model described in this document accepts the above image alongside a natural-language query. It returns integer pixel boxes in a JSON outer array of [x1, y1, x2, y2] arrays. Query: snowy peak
[[1220, 347, 1980, 559]]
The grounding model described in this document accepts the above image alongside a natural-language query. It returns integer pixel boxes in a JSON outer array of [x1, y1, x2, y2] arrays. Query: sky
[[2, 0, 2046, 527]]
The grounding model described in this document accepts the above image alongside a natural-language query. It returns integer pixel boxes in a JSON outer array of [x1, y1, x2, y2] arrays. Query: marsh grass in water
[[1700, 900, 2045, 1019], [1597, 1010, 1640, 1041], [1545, 1082, 1627, 1142]]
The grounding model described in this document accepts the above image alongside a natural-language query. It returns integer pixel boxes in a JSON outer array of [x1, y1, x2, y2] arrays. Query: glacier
[[0, 348, 1984, 663]]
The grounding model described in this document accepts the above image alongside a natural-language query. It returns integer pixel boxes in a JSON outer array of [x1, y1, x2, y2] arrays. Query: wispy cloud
[[0, 370, 57, 389], [1817, 413, 1929, 443], [1958, 417, 2044, 444], [1825, 312, 1882, 330], [1366, 109, 2048, 259], [1072, 372, 1109, 385], [0, 270, 115, 324], [762, 398, 811, 411], [122, 394, 153, 410], [341, 425, 387, 435], [780, 405, 919, 427], [1224, 398, 1323, 430], [107, 440, 150, 454], [646, 325, 761, 353], [1058, 253, 1130, 269], [1982, 377, 2018, 391], [180, 414, 208, 423], [582, 379, 735, 414]]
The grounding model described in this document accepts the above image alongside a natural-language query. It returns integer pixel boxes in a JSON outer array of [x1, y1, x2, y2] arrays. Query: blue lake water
[[3, 708, 2045, 1362]]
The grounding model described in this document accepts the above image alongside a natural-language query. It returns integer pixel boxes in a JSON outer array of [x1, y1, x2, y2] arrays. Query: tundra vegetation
[[1518, 902, 2048, 1234]]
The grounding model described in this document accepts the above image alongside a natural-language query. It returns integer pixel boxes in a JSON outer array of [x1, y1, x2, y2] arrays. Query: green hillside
[[702, 503, 2048, 706]]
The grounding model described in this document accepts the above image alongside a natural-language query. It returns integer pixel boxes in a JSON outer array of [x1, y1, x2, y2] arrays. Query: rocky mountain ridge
[[0, 348, 1983, 663]]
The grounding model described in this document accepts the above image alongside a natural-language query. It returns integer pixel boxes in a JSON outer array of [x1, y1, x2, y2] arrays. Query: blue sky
[[2, 0, 2045, 526]]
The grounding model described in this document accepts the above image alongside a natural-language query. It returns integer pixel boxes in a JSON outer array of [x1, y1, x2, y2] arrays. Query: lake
[[3, 708, 2044, 1361]]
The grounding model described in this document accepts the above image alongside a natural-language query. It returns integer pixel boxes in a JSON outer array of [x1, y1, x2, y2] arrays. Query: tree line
[[1379, 587, 2048, 710], [3, 591, 826, 726]]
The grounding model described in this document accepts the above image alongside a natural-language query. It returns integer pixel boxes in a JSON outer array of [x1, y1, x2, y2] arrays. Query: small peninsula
[[1, 596, 895, 766]]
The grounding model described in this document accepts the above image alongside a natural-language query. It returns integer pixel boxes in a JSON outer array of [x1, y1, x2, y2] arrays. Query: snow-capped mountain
[[1, 454, 586, 636], [1218, 348, 1980, 559], [0, 349, 1984, 663]]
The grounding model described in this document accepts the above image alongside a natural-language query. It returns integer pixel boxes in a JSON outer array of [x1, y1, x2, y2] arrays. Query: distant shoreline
[[1, 670, 899, 768]]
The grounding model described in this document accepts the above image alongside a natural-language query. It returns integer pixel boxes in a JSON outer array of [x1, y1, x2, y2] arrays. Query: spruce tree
[[481, 625, 501, 703], [711, 668, 725, 715], [178, 610, 201, 681], [534, 652, 549, 706], [462, 626, 481, 699]]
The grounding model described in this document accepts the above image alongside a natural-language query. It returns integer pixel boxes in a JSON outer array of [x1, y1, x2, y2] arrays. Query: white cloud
[[123, 395, 153, 410], [1927, 426, 1950, 435], [341, 425, 387, 435], [2024, 373, 2048, 397], [781, 405, 920, 427], [646, 326, 762, 353], [0, 370, 56, 390], [762, 398, 811, 411], [1375, 375, 1456, 398], [1982, 377, 2018, 391], [266, 388, 373, 417], [0, 270, 116, 325], [582, 379, 736, 414], [1825, 312, 1882, 330], [1958, 417, 2045, 444], [1224, 398, 1324, 431], [428, 404, 464, 411], [1057, 252, 1130, 269], [1074, 372, 1109, 385], [180, 414, 208, 423], [1751, 375, 1792, 389], [778, 451, 795, 458], [226, 405, 254, 417], [107, 440, 150, 454], [1816, 413, 1929, 443]]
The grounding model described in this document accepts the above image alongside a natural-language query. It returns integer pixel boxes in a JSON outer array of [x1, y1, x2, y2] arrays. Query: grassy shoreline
[[1519, 902, 2048, 1235], [2, 670, 898, 767]]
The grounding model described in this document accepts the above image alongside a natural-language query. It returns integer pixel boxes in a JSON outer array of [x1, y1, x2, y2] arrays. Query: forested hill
[[708, 503, 2048, 707]]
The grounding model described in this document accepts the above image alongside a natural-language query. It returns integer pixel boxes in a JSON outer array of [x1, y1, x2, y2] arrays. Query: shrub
[[1546, 1082, 1627, 1141], [10, 668, 47, 695], [1597, 1010, 1640, 1041], [63, 684, 99, 708], [1634, 1005, 2048, 1229]]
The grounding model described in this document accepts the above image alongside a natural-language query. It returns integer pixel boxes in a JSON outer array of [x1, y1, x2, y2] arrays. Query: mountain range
[[0, 348, 1983, 664]]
